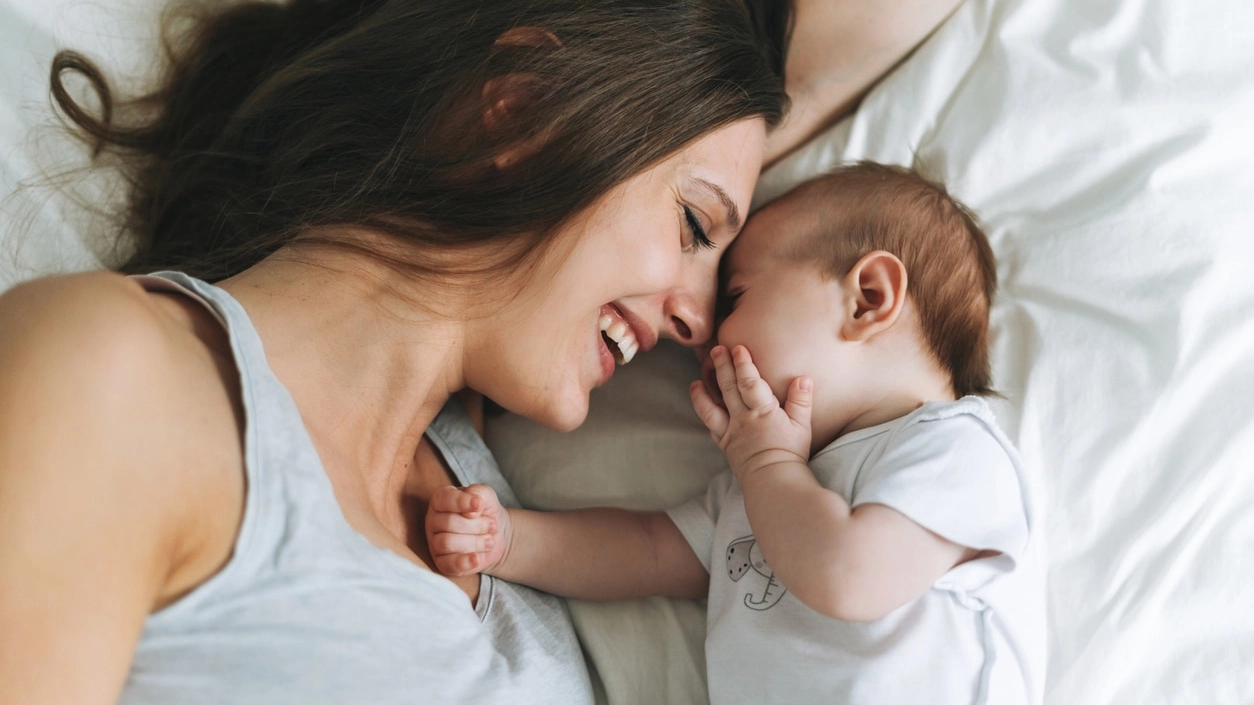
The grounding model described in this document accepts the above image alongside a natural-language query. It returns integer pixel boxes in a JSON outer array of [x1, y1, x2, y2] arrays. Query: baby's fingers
[[690, 380, 729, 441], [783, 376, 814, 428], [429, 530, 497, 564], [432, 512, 497, 537], [432, 551, 487, 577], [730, 346, 777, 411], [429, 485, 484, 516], [711, 346, 747, 413]]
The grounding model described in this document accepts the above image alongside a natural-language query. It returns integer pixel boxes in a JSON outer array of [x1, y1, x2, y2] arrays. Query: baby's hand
[[689, 345, 813, 480], [425, 484, 511, 577], [694, 342, 725, 410]]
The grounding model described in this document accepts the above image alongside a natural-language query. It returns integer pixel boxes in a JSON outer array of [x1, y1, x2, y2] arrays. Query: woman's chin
[[518, 390, 589, 433], [538, 404, 588, 433]]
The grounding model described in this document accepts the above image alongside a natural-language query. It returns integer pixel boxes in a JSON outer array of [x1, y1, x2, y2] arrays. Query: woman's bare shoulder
[[0, 270, 173, 362], [0, 270, 245, 606], [0, 273, 184, 423], [0, 271, 246, 699]]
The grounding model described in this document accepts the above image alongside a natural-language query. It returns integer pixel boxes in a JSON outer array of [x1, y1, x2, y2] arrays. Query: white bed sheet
[[1, 0, 165, 287], [2, 0, 1252, 703]]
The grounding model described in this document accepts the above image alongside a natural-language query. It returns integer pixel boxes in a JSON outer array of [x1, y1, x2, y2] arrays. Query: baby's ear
[[839, 251, 907, 342]]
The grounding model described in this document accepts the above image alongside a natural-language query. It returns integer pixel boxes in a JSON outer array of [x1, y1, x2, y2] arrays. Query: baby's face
[[711, 204, 850, 408]]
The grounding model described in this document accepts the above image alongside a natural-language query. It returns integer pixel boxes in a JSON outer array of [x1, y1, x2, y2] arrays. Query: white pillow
[[0, 0, 166, 287]]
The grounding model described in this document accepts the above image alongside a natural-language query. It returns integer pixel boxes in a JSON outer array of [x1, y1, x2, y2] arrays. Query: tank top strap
[[131, 271, 380, 596]]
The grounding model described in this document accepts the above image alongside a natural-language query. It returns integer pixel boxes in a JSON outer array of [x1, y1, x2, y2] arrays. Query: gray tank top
[[120, 271, 594, 705]]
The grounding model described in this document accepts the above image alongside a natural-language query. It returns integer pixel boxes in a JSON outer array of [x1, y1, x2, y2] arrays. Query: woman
[[0, 1, 780, 702]]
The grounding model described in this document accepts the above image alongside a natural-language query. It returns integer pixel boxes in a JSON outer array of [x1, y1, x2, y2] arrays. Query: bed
[[3, 0, 1252, 703]]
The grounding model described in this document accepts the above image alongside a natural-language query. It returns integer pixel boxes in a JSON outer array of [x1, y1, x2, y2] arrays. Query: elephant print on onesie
[[725, 535, 785, 610]]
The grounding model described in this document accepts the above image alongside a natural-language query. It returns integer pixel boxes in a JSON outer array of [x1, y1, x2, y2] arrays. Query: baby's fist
[[425, 484, 510, 577]]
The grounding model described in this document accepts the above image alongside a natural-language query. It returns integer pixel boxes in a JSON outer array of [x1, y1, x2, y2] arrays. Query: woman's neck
[[217, 248, 467, 520]]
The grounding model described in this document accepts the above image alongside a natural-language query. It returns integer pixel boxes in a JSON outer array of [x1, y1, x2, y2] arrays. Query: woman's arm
[[426, 486, 708, 600], [0, 274, 244, 705], [764, 0, 966, 165]]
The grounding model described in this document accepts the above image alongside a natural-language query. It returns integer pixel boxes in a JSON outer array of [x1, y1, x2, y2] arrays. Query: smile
[[599, 310, 641, 365]]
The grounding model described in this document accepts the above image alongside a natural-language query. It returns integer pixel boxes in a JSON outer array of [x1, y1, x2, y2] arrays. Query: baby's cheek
[[752, 349, 803, 404], [718, 320, 785, 398], [734, 346, 787, 403], [760, 366, 791, 405], [714, 316, 750, 355]]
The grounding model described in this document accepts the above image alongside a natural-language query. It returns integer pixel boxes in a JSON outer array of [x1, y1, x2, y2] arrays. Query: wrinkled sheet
[[3, 0, 1253, 703], [0, 0, 166, 286]]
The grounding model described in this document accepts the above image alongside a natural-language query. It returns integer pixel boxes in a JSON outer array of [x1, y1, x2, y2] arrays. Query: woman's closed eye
[[683, 205, 716, 252]]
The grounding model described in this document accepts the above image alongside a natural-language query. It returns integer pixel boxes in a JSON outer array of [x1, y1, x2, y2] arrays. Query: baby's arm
[[690, 345, 974, 622], [425, 486, 707, 600]]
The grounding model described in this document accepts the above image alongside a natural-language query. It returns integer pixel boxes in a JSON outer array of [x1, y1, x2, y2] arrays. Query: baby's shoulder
[[847, 396, 1025, 510], [892, 396, 1017, 463], [856, 398, 1033, 566]]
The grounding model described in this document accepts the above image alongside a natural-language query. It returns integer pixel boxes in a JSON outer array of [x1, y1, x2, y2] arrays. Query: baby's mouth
[[599, 312, 640, 365]]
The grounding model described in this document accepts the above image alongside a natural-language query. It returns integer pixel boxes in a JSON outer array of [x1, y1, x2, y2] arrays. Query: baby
[[427, 163, 1043, 704]]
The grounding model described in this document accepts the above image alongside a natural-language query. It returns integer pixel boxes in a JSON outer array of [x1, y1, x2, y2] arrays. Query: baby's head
[[714, 162, 996, 445]]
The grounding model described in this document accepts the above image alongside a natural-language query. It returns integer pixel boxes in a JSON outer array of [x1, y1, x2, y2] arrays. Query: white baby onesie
[[667, 396, 1044, 705]]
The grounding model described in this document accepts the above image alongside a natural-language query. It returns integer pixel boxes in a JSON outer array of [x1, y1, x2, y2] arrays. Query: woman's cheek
[[607, 210, 682, 295], [634, 244, 683, 294]]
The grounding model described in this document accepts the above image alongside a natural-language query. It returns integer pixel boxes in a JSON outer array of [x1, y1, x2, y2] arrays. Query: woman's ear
[[493, 26, 562, 50], [839, 250, 908, 342], [481, 74, 544, 132], [482, 27, 562, 168]]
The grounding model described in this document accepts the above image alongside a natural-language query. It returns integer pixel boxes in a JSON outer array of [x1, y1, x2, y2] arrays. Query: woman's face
[[469, 118, 765, 431]]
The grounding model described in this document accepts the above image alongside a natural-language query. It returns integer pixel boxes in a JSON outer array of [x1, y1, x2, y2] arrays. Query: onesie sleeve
[[851, 412, 1030, 592], [665, 470, 735, 574]]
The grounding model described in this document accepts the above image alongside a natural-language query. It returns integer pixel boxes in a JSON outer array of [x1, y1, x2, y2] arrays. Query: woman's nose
[[663, 274, 717, 347], [667, 310, 703, 346], [665, 309, 707, 346]]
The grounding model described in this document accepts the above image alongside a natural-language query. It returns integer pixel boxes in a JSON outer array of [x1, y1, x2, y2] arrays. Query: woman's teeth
[[599, 314, 640, 365]]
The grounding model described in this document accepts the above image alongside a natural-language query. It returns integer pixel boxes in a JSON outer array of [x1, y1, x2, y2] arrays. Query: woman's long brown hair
[[50, 0, 787, 284]]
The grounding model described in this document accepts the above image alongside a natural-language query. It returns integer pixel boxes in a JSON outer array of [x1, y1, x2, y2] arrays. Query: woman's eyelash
[[684, 206, 716, 250]]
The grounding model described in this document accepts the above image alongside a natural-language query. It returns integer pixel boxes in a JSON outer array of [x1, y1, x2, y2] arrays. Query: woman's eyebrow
[[694, 178, 741, 231]]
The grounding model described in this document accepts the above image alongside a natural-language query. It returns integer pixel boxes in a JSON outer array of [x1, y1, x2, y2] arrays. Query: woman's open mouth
[[598, 307, 641, 365]]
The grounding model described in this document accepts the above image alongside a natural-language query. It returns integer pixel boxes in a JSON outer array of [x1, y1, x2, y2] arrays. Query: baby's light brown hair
[[780, 162, 996, 397]]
